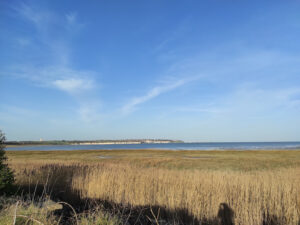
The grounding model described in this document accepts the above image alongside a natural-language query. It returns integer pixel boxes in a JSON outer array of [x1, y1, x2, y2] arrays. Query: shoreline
[[6, 146, 300, 152], [6, 141, 300, 151]]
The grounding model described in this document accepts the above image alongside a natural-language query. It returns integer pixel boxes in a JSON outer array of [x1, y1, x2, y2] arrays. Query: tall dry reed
[[70, 164, 300, 225], [10, 159, 300, 225]]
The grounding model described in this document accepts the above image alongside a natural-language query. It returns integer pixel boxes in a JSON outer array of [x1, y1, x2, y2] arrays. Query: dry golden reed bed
[[6, 150, 300, 225]]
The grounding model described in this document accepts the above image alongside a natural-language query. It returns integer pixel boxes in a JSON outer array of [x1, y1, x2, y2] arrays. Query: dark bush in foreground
[[0, 130, 14, 194]]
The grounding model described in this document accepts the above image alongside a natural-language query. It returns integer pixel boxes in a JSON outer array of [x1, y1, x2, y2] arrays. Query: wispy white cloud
[[153, 17, 191, 53], [7, 64, 99, 121], [174, 106, 223, 114], [0, 105, 38, 117], [65, 11, 84, 32], [0, 105, 39, 126], [122, 48, 299, 115], [14, 2, 53, 31], [15, 4, 84, 64], [78, 103, 101, 122], [53, 78, 94, 94], [7, 3, 99, 121], [237, 86, 300, 111], [208, 84, 300, 119], [6, 65, 95, 91], [66, 12, 77, 24], [121, 77, 197, 114], [140, 46, 300, 119]]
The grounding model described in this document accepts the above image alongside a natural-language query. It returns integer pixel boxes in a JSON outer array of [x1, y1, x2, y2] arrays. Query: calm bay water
[[6, 142, 300, 151]]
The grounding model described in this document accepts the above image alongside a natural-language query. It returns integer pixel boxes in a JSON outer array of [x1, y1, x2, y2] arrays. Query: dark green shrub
[[0, 130, 14, 194]]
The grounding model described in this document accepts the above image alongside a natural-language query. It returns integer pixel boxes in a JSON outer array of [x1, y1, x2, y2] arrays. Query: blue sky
[[0, 0, 300, 141]]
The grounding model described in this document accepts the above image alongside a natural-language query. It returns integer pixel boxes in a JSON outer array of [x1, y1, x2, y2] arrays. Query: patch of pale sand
[[97, 155, 114, 159], [183, 156, 215, 159]]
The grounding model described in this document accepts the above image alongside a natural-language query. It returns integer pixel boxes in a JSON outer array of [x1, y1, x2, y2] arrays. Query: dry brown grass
[[6, 150, 300, 225], [73, 165, 300, 225]]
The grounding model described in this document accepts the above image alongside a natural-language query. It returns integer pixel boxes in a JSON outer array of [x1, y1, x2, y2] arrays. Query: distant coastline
[[5, 139, 184, 146], [6, 141, 300, 151]]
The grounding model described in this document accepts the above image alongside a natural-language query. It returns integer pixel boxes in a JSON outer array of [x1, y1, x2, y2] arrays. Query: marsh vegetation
[[3, 150, 300, 224]]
